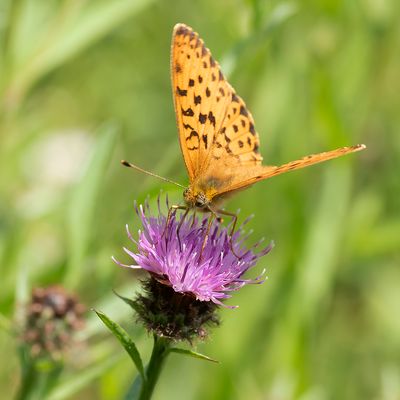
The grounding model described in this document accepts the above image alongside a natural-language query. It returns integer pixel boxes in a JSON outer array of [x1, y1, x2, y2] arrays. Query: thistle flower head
[[113, 198, 273, 341], [22, 286, 85, 360], [115, 198, 273, 305]]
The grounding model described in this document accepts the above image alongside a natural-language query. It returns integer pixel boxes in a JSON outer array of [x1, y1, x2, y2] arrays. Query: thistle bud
[[22, 286, 85, 360]]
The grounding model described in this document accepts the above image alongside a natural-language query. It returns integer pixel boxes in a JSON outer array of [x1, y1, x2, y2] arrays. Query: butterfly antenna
[[121, 160, 186, 189]]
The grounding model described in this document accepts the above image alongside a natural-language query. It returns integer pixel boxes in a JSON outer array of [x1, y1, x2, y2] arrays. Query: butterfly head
[[183, 187, 210, 210]]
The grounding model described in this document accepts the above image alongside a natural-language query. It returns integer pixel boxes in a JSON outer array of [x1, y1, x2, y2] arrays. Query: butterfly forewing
[[171, 24, 262, 185]]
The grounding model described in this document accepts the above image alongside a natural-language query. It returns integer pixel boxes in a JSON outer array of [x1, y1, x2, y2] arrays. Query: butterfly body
[[183, 181, 220, 210]]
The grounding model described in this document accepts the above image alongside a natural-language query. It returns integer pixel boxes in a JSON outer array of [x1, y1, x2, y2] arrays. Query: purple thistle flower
[[114, 198, 273, 308]]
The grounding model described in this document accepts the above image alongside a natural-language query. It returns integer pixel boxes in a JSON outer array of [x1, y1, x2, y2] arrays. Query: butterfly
[[123, 23, 365, 248]]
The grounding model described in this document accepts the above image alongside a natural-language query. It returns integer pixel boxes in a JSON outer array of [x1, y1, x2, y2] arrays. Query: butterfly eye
[[195, 201, 203, 208]]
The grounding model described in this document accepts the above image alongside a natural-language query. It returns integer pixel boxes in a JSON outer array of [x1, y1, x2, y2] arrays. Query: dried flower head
[[114, 198, 273, 341], [22, 285, 85, 359]]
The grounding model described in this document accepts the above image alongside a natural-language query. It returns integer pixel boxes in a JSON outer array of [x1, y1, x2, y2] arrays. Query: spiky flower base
[[133, 277, 219, 342]]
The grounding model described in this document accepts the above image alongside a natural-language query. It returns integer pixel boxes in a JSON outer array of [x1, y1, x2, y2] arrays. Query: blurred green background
[[1, 0, 399, 399]]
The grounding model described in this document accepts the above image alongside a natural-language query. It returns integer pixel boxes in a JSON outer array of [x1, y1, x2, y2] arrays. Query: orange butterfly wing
[[171, 24, 366, 201], [213, 144, 366, 199], [171, 24, 262, 184]]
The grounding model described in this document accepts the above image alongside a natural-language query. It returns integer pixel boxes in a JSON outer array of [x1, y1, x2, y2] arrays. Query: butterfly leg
[[162, 205, 187, 243], [176, 207, 190, 251], [216, 209, 241, 259], [190, 209, 197, 227], [199, 212, 216, 261]]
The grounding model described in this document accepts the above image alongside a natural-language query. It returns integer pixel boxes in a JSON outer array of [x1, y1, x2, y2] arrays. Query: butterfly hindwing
[[213, 144, 366, 197]]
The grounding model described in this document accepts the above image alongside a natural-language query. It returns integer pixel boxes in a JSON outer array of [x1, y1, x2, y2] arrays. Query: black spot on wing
[[194, 95, 202, 105], [182, 107, 194, 117], [186, 130, 199, 140], [183, 123, 194, 130], [240, 106, 248, 117], [202, 134, 208, 149], [188, 79, 195, 87], [249, 122, 256, 135], [186, 130, 200, 151], [199, 113, 207, 124], [208, 111, 216, 127], [176, 86, 187, 96], [175, 25, 189, 36]]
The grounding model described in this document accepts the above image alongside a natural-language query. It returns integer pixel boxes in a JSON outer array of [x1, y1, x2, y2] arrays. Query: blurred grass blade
[[5, 0, 157, 106], [94, 309, 145, 380], [295, 164, 352, 320], [65, 122, 118, 288], [14, 261, 29, 326], [221, 2, 297, 75], [169, 348, 219, 364], [47, 354, 121, 400], [264, 2, 297, 32]]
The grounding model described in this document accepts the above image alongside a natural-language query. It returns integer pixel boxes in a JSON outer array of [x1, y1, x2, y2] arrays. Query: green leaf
[[94, 309, 145, 380], [169, 348, 219, 364], [65, 122, 118, 288]]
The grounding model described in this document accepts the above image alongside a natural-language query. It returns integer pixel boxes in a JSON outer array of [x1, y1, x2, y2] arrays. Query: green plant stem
[[15, 357, 37, 400], [127, 335, 170, 400], [15, 347, 63, 400]]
